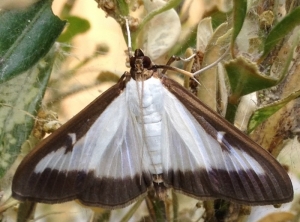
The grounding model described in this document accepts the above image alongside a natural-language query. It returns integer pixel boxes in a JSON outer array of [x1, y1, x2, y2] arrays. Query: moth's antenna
[[152, 64, 201, 85], [125, 18, 132, 59], [192, 47, 229, 76]]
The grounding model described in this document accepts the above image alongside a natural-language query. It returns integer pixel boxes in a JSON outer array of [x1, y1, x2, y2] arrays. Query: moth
[[12, 49, 293, 209]]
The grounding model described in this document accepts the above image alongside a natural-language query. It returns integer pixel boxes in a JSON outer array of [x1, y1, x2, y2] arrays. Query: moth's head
[[130, 49, 154, 81]]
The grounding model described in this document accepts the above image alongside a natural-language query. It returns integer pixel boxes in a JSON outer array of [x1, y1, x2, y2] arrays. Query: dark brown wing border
[[162, 77, 293, 205], [12, 79, 152, 208]]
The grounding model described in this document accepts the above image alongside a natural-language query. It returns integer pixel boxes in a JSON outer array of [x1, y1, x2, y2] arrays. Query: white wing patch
[[34, 79, 265, 183], [161, 88, 265, 174], [34, 92, 149, 179], [68, 133, 76, 145], [217, 131, 225, 143]]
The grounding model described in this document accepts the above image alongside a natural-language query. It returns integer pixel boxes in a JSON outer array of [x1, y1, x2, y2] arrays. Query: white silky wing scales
[[160, 87, 275, 201], [34, 92, 148, 179], [143, 0, 181, 60], [161, 89, 220, 172], [14, 79, 154, 208], [161, 88, 266, 173]]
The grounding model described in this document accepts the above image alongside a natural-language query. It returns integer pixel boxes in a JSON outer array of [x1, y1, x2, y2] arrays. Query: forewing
[[12, 82, 152, 209], [161, 77, 293, 205]]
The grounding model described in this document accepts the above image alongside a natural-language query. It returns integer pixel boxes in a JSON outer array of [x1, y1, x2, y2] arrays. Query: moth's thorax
[[130, 64, 155, 81], [126, 77, 164, 118], [126, 77, 164, 174], [129, 51, 154, 80]]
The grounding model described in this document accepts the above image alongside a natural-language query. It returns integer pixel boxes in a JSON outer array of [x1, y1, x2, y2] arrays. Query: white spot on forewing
[[217, 131, 226, 144], [68, 133, 76, 145]]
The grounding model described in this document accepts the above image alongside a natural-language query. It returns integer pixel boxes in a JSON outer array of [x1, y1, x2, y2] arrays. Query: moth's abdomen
[[140, 110, 163, 174], [127, 77, 164, 174]]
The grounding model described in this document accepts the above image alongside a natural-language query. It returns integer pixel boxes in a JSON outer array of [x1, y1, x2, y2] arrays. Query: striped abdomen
[[127, 77, 164, 175]]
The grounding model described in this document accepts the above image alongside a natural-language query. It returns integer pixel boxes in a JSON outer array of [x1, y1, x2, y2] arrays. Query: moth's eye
[[143, 56, 152, 69], [130, 57, 136, 68]]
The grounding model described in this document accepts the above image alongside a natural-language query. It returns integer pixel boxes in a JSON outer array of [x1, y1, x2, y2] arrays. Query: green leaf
[[0, 45, 58, 178], [231, 0, 247, 55], [248, 90, 300, 133], [58, 16, 90, 43], [260, 6, 300, 60], [224, 57, 278, 103], [116, 0, 129, 16], [211, 10, 229, 30], [0, 0, 66, 83]]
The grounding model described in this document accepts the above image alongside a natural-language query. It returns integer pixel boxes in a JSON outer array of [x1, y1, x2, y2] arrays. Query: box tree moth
[[12, 26, 293, 210]]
